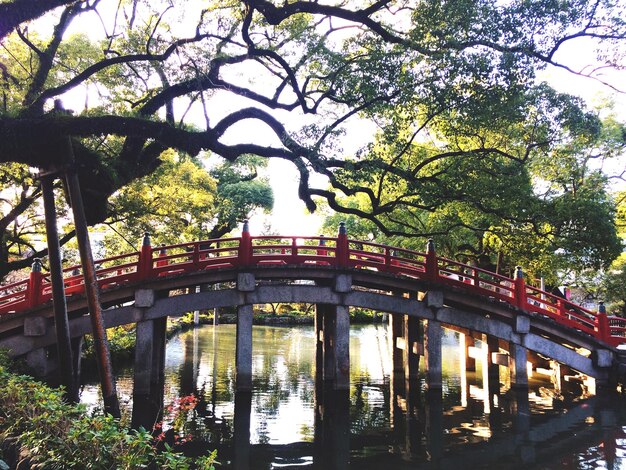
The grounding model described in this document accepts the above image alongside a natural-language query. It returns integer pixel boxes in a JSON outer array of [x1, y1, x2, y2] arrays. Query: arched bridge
[[1, 223, 625, 389]]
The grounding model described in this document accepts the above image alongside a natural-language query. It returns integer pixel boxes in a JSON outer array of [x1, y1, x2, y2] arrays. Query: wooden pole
[[65, 168, 120, 418], [41, 173, 77, 401]]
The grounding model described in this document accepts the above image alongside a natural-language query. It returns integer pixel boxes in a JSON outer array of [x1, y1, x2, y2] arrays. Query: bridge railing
[[0, 277, 31, 313], [247, 235, 337, 266], [434, 257, 516, 303], [1, 225, 624, 346], [523, 284, 597, 337], [149, 238, 241, 278]]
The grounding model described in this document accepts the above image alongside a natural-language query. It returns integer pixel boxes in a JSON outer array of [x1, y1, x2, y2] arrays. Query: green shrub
[[83, 325, 137, 362], [0, 351, 216, 469]]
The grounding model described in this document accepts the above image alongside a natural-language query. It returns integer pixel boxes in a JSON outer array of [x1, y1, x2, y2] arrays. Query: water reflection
[[81, 324, 626, 469]]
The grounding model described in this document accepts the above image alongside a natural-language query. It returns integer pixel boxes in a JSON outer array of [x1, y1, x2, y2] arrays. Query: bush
[[0, 349, 216, 469]]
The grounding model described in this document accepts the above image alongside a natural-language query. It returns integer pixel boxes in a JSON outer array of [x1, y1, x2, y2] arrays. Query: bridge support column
[[133, 317, 167, 396], [334, 305, 350, 390], [71, 336, 84, 391], [132, 316, 166, 430], [424, 318, 443, 389], [403, 315, 420, 381], [315, 303, 350, 389], [486, 334, 501, 395], [510, 343, 529, 388], [318, 304, 336, 382], [390, 312, 404, 377], [23, 316, 56, 377], [314, 384, 350, 469], [388, 311, 404, 431], [465, 333, 476, 372], [510, 315, 530, 389], [25, 348, 53, 377], [236, 304, 253, 392]]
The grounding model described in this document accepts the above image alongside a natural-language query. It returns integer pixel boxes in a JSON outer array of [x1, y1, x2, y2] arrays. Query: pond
[[81, 323, 626, 469]]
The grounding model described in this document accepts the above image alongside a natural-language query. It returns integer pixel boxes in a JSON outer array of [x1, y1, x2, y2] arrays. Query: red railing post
[[336, 222, 349, 266], [138, 232, 153, 280], [238, 220, 252, 265], [27, 258, 43, 308], [596, 301, 610, 342], [156, 244, 168, 268], [514, 266, 527, 309], [426, 239, 438, 282], [291, 237, 298, 263], [192, 243, 200, 268], [317, 235, 328, 257]]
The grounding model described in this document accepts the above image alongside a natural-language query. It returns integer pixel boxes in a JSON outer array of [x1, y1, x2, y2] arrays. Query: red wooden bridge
[[2, 224, 625, 348]]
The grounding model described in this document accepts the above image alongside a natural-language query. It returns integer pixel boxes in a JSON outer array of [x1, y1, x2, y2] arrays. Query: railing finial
[[339, 221, 346, 235], [242, 219, 250, 234], [319, 234, 326, 246], [31, 258, 42, 273], [142, 232, 151, 247], [514, 266, 524, 280], [426, 238, 435, 254], [598, 301, 606, 314]]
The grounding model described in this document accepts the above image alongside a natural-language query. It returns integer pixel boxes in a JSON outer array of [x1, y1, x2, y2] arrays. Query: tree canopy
[[0, 0, 625, 281]]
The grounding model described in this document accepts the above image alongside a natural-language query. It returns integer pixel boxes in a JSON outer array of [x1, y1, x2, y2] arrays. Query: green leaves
[[0, 355, 217, 469]]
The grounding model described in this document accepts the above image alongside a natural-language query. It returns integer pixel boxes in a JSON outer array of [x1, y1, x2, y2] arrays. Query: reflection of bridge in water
[[227, 391, 625, 469], [172, 325, 624, 470]]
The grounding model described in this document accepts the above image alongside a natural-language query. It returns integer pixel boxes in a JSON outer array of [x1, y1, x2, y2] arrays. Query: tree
[[601, 190, 626, 314], [102, 151, 273, 252], [0, 0, 625, 278], [321, 94, 624, 284]]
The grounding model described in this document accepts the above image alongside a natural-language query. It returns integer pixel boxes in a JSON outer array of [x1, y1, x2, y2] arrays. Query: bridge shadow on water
[[81, 324, 626, 470]]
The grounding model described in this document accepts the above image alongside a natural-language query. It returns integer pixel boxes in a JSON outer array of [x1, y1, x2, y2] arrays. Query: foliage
[[0, 351, 217, 469], [82, 325, 137, 363], [601, 191, 626, 315], [602, 254, 626, 315], [0, 0, 624, 290], [0, 163, 45, 279], [322, 100, 624, 285]]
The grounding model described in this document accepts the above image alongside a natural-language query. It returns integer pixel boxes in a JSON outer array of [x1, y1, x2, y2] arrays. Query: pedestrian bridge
[[1, 223, 624, 390]]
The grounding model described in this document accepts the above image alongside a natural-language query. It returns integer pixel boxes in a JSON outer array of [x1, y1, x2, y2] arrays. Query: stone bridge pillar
[[510, 315, 530, 388], [424, 291, 444, 390], [236, 304, 253, 392], [314, 274, 351, 390], [236, 273, 255, 392], [233, 391, 252, 470], [486, 334, 501, 397], [23, 316, 55, 377], [425, 318, 443, 389], [314, 384, 350, 469], [132, 289, 167, 429]]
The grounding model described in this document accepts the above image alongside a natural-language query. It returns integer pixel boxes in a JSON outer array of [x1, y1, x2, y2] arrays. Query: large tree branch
[[0, 111, 308, 166], [23, 3, 81, 113], [0, 184, 41, 233], [0, 0, 78, 40], [31, 32, 214, 110]]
